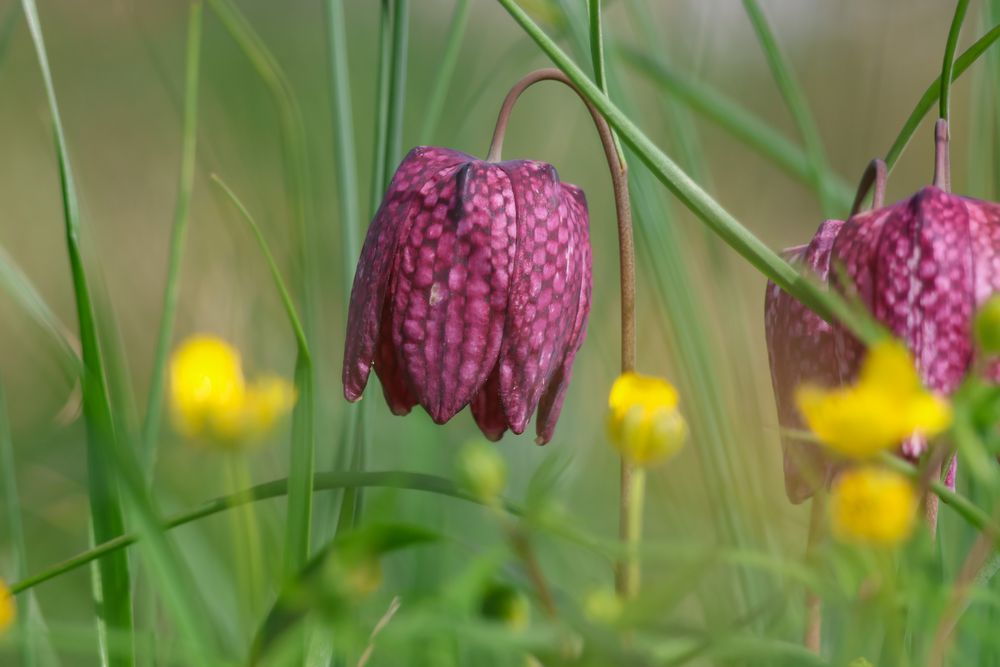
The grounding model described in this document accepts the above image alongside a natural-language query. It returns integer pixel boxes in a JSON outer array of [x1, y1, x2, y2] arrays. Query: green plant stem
[[419, 0, 470, 143], [618, 467, 645, 598], [384, 0, 409, 185], [10, 471, 519, 595], [369, 0, 393, 215], [495, 0, 880, 345], [941, 0, 972, 121], [885, 21, 1000, 170], [140, 0, 202, 480], [743, 0, 836, 218]]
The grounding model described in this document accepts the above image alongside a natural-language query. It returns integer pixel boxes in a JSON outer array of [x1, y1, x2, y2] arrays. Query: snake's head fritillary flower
[[169, 335, 296, 447], [606, 372, 687, 466], [767, 181, 1000, 501], [829, 466, 917, 547], [342, 147, 592, 444], [0, 579, 13, 634]]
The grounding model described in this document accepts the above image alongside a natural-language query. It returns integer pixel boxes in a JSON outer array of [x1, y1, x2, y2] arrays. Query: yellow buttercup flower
[[830, 466, 917, 547], [795, 340, 951, 458], [607, 372, 687, 466], [0, 579, 14, 634], [169, 335, 296, 447]]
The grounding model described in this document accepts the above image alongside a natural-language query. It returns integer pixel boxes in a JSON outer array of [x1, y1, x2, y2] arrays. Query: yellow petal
[[830, 466, 917, 546]]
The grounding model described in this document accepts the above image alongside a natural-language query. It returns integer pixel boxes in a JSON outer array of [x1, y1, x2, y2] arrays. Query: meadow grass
[[2, 2, 1000, 666]]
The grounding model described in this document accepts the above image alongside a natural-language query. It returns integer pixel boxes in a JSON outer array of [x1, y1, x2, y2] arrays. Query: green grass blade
[[0, 244, 80, 379], [496, 0, 879, 344], [211, 175, 310, 358], [325, 0, 362, 301], [384, 0, 409, 185], [207, 0, 318, 579], [0, 387, 39, 666], [885, 22, 1000, 170], [618, 47, 855, 211], [370, 0, 393, 214], [418, 0, 470, 144], [21, 2, 218, 660], [19, 1, 134, 661], [10, 471, 520, 595], [140, 0, 202, 480], [941, 0, 972, 121], [742, 0, 836, 218]]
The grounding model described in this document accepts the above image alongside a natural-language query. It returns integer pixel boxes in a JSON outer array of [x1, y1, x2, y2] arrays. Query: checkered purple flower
[[766, 186, 1000, 502], [343, 146, 592, 444]]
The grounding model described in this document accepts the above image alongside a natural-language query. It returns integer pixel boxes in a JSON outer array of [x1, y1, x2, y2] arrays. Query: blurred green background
[[0, 0, 996, 664]]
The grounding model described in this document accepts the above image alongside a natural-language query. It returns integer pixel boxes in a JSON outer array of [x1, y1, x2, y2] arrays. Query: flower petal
[[391, 161, 516, 423], [374, 298, 417, 415], [535, 184, 592, 444], [343, 146, 471, 402], [872, 187, 974, 396], [764, 218, 843, 502], [496, 161, 585, 434], [471, 365, 507, 441]]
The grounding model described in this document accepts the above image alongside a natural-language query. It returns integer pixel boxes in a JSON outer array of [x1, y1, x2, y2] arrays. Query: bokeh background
[[0, 0, 996, 664]]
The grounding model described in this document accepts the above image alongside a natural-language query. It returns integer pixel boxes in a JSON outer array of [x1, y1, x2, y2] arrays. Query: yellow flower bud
[[0, 579, 14, 634], [169, 335, 296, 447], [607, 372, 687, 466], [830, 466, 917, 547]]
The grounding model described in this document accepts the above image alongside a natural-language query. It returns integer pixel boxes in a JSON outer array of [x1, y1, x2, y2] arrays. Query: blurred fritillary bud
[[458, 440, 507, 502], [583, 588, 623, 625], [342, 147, 592, 444]]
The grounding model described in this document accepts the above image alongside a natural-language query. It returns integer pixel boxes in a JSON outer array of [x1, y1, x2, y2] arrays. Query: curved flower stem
[[848, 158, 887, 217], [940, 0, 971, 123], [486, 68, 638, 598]]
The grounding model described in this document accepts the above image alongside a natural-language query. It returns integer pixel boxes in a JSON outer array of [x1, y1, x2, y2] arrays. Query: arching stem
[[849, 158, 887, 217], [487, 68, 639, 598]]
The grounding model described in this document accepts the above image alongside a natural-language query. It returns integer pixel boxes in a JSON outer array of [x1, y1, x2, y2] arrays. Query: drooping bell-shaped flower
[[766, 125, 999, 502], [343, 146, 592, 444]]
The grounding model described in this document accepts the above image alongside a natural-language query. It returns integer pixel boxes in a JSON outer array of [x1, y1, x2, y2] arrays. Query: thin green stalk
[[207, 0, 317, 579], [369, 0, 393, 215], [0, 244, 80, 378], [587, 0, 626, 170], [11, 471, 520, 595], [496, 0, 880, 344], [325, 0, 361, 301], [22, 2, 217, 660], [941, 0, 972, 121], [211, 175, 310, 357], [0, 388, 37, 666], [140, 0, 202, 480], [743, 0, 836, 218], [21, 1, 133, 660], [418, 0, 471, 144], [885, 21, 1000, 169], [384, 0, 409, 185], [209, 174, 314, 585]]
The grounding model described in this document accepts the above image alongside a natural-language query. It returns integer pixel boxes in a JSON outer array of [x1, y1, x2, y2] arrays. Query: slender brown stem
[[803, 491, 824, 653], [848, 158, 887, 217], [934, 118, 951, 191], [488, 68, 638, 598]]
